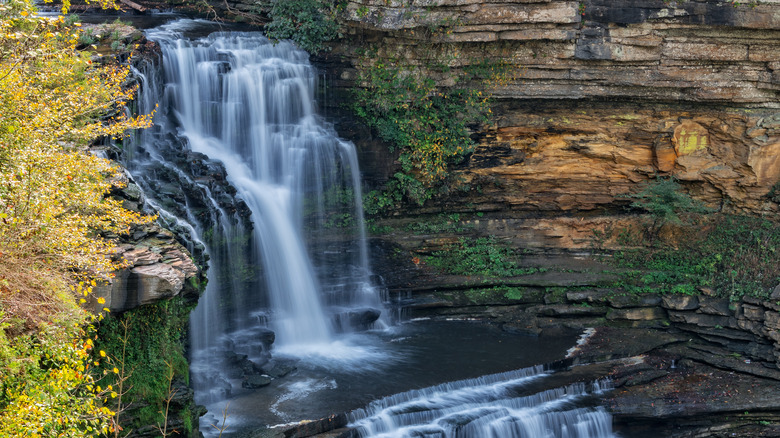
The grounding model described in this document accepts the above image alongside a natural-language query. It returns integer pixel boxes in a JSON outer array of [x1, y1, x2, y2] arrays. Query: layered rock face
[[323, 0, 780, 217], [92, 225, 201, 313]]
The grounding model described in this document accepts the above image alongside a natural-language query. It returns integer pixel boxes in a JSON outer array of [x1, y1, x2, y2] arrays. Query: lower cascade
[[349, 367, 614, 438]]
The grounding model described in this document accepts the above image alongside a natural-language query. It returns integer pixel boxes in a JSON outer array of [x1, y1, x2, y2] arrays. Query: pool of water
[[200, 320, 580, 436]]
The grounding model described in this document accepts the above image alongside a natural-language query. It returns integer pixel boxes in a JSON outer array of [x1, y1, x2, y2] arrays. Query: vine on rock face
[[353, 50, 507, 213]]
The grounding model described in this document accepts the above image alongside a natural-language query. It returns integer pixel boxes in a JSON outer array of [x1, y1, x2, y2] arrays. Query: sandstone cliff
[[318, 0, 780, 218]]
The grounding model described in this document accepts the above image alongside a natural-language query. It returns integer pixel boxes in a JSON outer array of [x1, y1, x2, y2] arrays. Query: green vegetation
[[264, 0, 343, 53], [426, 236, 544, 278], [354, 51, 508, 213], [610, 214, 779, 301], [94, 298, 194, 435], [0, 1, 157, 435], [466, 285, 527, 302], [623, 176, 710, 241], [768, 181, 780, 205], [607, 177, 779, 301]]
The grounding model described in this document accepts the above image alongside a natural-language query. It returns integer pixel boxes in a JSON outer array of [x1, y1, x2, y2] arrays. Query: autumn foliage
[[0, 0, 153, 435]]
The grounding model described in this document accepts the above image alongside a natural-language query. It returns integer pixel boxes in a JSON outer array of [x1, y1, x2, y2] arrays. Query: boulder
[[262, 359, 298, 379], [242, 375, 272, 389], [333, 307, 382, 331], [348, 308, 382, 329]]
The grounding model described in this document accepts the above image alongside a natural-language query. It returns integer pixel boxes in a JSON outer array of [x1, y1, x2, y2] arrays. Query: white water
[[142, 22, 384, 353], [349, 366, 615, 438], [121, 21, 390, 418]]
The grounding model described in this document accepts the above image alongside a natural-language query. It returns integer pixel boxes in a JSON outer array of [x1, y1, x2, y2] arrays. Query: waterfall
[[348, 366, 615, 438], [123, 20, 386, 407], [123, 20, 616, 438]]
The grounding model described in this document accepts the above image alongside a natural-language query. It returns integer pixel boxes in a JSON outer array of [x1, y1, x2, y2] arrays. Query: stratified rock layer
[[320, 0, 780, 216], [92, 224, 201, 313]]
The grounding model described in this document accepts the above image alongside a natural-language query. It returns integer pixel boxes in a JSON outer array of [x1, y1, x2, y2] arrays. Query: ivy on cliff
[[353, 50, 508, 213], [93, 298, 194, 436], [264, 0, 344, 53]]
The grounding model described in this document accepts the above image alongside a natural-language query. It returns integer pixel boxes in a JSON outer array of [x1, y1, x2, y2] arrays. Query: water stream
[[125, 19, 615, 438]]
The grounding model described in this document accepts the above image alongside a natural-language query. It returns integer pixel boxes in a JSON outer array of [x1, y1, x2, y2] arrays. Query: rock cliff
[[318, 0, 780, 218], [91, 223, 201, 313]]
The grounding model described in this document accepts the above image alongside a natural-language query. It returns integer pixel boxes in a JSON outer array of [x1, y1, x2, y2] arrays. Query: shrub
[[623, 176, 710, 240], [353, 54, 500, 209], [264, 0, 342, 53]]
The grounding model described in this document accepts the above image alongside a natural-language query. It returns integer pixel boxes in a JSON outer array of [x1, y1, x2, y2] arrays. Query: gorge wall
[[306, 0, 780, 226]]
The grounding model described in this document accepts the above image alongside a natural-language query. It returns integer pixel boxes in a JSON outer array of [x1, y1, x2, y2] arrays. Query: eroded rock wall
[[321, 0, 780, 216]]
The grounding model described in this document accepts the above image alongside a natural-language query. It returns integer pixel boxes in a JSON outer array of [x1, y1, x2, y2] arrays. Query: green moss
[[463, 288, 489, 304], [94, 296, 195, 435], [544, 287, 568, 304], [502, 287, 525, 301], [180, 403, 193, 435]]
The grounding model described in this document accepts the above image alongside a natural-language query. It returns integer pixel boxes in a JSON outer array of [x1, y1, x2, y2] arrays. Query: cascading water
[[349, 366, 615, 438], [143, 22, 382, 347], [123, 19, 388, 413]]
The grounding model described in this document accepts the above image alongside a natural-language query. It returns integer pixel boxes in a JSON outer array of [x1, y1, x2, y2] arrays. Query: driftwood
[[118, 0, 146, 12]]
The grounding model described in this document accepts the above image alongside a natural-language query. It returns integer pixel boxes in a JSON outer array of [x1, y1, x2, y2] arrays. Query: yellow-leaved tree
[[0, 0, 153, 435]]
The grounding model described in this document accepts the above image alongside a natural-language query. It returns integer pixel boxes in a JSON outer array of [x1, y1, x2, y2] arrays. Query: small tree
[[626, 177, 711, 241]]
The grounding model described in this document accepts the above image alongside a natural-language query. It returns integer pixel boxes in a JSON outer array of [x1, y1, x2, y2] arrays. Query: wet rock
[[680, 344, 780, 381], [257, 327, 276, 348], [210, 377, 232, 399], [622, 369, 669, 387], [239, 358, 263, 376], [242, 375, 272, 389], [676, 324, 757, 342], [223, 351, 248, 365], [262, 359, 298, 379], [348, 308, 382, 329], [169, 379, 195, 409], [281, 413, 348, 438]]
